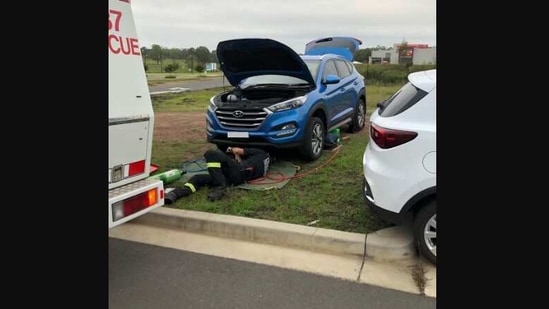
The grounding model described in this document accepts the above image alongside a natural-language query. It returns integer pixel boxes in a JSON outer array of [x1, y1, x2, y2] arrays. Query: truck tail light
[[112, 188, 160, 222], [128, 160, 146, 176]]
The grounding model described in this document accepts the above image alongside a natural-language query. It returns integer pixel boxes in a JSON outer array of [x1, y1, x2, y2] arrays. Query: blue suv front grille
[[215, 108, 268, 129]]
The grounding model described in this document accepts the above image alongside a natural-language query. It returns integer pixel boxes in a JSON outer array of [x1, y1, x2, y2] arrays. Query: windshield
[[303, 59, 320, 83]]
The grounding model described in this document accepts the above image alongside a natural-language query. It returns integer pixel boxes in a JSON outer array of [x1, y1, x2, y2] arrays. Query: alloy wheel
[[358, 103, 365, 128], [423, 214, 437, 256], [311, 123, 324, 155]]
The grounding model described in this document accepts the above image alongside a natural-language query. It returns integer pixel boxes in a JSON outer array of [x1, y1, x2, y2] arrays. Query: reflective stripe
[[184, 183, 196, 193], [206, 162, 221, 168]]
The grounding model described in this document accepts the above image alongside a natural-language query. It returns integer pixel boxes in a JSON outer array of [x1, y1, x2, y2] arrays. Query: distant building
[[370, 50, 393, 64], [206, 62, 218, 72], [369, 44, 436, 65], [412, 48, 437, 65]]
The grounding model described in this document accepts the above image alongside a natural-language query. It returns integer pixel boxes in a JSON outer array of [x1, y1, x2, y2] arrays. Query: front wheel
[[299, 116, 325, 161], [413, 200, 437, 265]]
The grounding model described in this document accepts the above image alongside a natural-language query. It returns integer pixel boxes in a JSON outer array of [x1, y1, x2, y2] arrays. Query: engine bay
[[213, 86, 310, 109]]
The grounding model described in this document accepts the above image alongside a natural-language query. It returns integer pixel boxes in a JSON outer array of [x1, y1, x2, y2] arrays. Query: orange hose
[[246, 146, 342, 185]]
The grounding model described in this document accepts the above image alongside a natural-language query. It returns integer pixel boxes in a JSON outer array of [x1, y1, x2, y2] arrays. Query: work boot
[[164, 187, 191, 205], [207, 186, 227, 201]]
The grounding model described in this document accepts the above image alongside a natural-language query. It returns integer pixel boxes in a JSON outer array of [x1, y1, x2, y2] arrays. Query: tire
[[413, 200, 437, 265], [347, 97, 366, 133], [299, 116, 325, 161]]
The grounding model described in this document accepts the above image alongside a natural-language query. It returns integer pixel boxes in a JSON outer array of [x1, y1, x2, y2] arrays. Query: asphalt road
[[149, 76, 230, 93], [109, 238, 436, 309]]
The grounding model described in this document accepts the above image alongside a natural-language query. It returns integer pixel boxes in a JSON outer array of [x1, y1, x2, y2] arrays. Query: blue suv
[[206, 36, 366, 161]]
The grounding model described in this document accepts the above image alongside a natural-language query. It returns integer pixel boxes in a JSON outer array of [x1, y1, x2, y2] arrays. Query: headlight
[[208, 96, 218, 112], [267, 95, 307, 112]]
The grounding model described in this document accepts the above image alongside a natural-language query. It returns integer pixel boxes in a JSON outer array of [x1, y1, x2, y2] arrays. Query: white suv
[[362, 69, 436, 264]]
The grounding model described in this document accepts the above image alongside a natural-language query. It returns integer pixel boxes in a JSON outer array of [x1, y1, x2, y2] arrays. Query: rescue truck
[[108, 0, 164, 228]]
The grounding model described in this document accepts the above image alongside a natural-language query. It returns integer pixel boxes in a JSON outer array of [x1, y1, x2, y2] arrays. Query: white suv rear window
[[379, 82, 428, 117]]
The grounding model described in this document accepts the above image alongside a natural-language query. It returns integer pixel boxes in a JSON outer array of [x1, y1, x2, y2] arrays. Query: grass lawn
[[150, 83, 403, 234]]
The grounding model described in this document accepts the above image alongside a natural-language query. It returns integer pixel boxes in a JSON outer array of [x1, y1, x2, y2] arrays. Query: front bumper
[[207, 135, 303, 149], [206, 109, 305, 149]]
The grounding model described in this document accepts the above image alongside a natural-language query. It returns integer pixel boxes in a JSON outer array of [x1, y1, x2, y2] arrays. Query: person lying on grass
[[164, 146, 271, 203]]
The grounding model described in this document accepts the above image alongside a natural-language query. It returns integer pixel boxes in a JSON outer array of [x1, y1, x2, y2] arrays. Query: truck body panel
[[108, 0, 164, 228]]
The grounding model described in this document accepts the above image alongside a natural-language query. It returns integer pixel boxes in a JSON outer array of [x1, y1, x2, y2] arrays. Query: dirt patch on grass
[[154, 111, 206, 142]]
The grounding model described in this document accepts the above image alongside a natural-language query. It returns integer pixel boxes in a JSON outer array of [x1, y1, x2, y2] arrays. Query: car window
[[322, 60, 338, 80], [379, 82, 428, 117], [345, 61, 354, 73], [335, 60, 351, 78]]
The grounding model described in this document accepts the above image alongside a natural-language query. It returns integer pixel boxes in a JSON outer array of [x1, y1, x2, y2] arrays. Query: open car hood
[[304, 36, 362, 61], [216, 38, 315, 87]]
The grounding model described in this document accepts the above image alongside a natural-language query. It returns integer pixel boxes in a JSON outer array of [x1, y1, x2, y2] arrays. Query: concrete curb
[[366, 225, 417, 261], [133, 207, 416, 261]]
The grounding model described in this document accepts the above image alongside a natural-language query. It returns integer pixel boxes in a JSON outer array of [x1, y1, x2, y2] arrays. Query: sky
[[130, 0, 436, 54]]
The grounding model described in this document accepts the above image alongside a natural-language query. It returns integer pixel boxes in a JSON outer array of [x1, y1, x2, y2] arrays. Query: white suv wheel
[[413, 200, 436, 265]]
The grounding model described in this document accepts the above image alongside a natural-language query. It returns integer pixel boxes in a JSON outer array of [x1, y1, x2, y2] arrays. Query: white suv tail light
[[370, 123, 417, 149]]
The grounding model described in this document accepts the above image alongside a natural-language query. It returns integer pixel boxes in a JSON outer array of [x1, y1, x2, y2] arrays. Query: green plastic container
[[329, 128, 341, 144], [148, 169, 183, 184]]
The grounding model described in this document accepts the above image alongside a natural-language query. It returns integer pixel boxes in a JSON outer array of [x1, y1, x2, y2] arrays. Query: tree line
[[140, 44, 217, 73], [140, 42, 414, 73]]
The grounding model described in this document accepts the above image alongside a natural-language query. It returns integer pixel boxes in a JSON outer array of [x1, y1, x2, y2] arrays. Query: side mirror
[[323, 74, 340, 85]]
